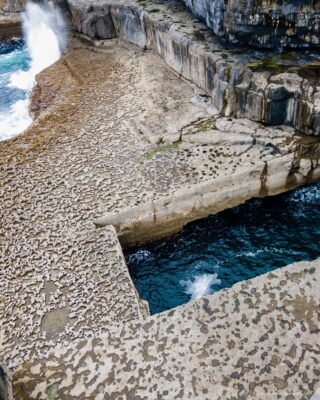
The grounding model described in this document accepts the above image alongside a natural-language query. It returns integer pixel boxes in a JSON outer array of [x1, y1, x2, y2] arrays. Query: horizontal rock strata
[[182, 0, 320, 49], [0, 14, 21, 39], [1, 16, 320, 400], [95, 116, 320, 243], [67, 0, 320, 136], [0, 0, 319, 134]]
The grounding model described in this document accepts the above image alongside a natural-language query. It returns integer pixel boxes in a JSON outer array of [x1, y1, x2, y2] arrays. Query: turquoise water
[[0, 40, 29, 107], [0, 40, 31, 140], [126, 183, 320, 314]]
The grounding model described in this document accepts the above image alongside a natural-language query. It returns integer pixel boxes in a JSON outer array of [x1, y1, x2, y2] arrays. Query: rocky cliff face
[[0, 0, 319, 133], [183, 0, 320, 49], [67, 0, 320, 135], [0, 0, 25, 13]]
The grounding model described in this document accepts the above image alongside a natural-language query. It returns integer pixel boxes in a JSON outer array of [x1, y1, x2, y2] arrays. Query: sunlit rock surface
[[67, 0, 320, 135], [10, 259, 320, 399], [0, 1, 320, 399]]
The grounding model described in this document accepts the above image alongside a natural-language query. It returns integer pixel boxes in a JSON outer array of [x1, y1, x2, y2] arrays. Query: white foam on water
[[237, 249, 264, 258], [0, 99, 32, 140], [128, 250, 153, 264], [287, 183, 320, 208], [0, 2, 64, 140], [10, 2, 63, 91], [180, 273, 221, 300]]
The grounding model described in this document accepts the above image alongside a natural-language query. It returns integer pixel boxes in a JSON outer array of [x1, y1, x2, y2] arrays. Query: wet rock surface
[[0, 14, 21, 39], [11, 259, 320, 399]]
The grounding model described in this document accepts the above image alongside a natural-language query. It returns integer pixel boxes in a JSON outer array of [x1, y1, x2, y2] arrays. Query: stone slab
[[1, 226, 143, 366], [11, 259, 320, 399]]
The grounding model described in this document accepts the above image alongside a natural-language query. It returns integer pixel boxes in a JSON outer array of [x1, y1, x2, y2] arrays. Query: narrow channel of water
[[126, 183, 320, 314]]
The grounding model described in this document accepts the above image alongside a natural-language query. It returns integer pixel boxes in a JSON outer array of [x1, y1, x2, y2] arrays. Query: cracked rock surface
[[11, 259, 320, 399], [1, 38, 320, 399], [67, 0, 320, 135]]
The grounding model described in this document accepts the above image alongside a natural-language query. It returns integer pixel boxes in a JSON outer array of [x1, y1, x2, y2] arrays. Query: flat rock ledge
[[68, 0, 320, 136], [1, 0, 320, 134], [0, 13, 320, 400], [9, 258, 320, 399]]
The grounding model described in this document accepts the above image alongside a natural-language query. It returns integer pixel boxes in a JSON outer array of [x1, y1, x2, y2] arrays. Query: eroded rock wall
[[67, 0, 320, 136], [183, 0, 320, 49], [0, 0, 25, 14], [0, 365, 13, 400]]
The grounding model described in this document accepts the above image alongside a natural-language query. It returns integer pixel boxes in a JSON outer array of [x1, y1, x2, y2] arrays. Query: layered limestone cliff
[[1, 6, 320, 399], [0, 0, 23, 38], [0, 0, 25, 13], [67, 0, 320, 136], [182, 0, 320, 49], [0, 0, 319, 134]]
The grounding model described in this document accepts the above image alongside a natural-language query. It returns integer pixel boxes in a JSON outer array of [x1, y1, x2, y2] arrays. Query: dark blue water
[[126, 183, 320, 314]]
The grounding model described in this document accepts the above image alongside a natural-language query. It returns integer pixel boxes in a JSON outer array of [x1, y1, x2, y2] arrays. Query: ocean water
[[126, 182, 320, 314], [0, 3, 64, 141], [0, 40, 32, 140]]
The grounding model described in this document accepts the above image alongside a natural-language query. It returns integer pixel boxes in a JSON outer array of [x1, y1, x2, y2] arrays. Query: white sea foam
[[0, 99, 32, 140], [290, 185, 320, 204], [10, 2, 64, 91], [180, 273, 221, 300], [0, 2, 64, 140], [128, 250, 153, 264], [237, 249, 264, 257]]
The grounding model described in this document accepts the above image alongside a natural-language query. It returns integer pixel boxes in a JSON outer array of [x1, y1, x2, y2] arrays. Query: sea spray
[[10, 2, 65, 90], [0, 2, 65, 140], [180, 273, 221, 300]]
